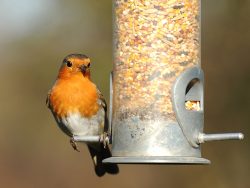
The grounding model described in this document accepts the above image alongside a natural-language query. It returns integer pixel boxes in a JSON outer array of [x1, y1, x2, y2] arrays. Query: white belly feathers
[[58, 108, 105, 136]]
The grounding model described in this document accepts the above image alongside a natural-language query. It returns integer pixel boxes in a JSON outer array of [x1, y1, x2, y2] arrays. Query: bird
[[46, 54, 119, 176]]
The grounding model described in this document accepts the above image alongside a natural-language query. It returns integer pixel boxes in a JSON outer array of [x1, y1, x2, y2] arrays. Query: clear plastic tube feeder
[[101, 0, 244, 164]]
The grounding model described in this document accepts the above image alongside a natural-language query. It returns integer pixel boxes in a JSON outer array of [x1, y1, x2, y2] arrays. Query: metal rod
[[198, 133, 244, 143], [73, 135, 101, 143]]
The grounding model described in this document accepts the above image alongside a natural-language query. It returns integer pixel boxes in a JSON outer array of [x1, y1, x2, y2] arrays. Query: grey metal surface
[[111, 120, 201, 157], [103, 156, 210, 164], [198, 133, 244, 143], [108, 67, 205, 162], [172, 66, 204, 148], [102, 67, 244, 164], [108, 72, 113, 142]]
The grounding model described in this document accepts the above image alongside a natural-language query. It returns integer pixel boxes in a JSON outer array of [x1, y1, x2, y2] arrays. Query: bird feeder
[[74, 0, 243, 164], [101, 0, 243, 164]]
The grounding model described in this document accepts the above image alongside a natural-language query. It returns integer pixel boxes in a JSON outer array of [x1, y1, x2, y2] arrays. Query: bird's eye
[[87, 63, 90, 67], [66, 61, 72, 67]]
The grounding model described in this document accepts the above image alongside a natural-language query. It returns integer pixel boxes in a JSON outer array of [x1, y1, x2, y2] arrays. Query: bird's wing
[[96, 87, 109, 133], [46, 90, 51, 108], [96, 87, 107, 112]]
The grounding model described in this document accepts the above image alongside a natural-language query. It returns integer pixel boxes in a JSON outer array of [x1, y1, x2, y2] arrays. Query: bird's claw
[[70, 137, 80, 152]]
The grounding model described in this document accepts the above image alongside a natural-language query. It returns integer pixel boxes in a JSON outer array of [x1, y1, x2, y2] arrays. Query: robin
[[46, 54, 119, 176]]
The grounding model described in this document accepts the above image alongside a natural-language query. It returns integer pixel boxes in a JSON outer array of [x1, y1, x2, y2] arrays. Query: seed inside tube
[[185, 101, 201, 111], [113, 0, 201, 122]]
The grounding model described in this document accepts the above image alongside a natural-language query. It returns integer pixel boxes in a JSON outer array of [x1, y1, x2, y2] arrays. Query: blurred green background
[[0, 0, 249, 187]]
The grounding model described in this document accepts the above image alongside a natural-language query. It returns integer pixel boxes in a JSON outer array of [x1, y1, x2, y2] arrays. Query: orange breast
[[50, 75, 99, 118]]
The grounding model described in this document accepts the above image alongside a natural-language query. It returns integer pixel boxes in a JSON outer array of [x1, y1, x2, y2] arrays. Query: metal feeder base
[[103, 156, 210, 164]]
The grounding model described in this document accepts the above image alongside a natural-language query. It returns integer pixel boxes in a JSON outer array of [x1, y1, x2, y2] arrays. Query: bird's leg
[[102, 132, 109, 149], [70, 137, 80, 152]]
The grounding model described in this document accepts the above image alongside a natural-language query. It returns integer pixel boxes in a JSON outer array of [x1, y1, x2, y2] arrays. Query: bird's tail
[[87, 143, 119, 177]]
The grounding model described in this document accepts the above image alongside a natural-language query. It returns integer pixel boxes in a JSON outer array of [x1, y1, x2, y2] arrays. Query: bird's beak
[[79, 65, 87, 74]]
